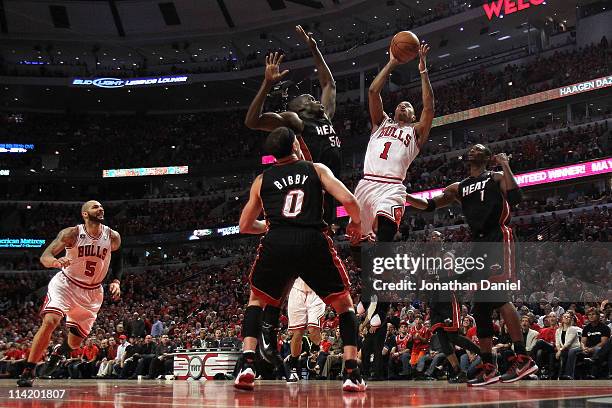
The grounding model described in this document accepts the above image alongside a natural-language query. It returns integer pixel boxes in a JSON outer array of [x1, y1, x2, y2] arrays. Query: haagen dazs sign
[[483, 0, 545, 20], [71, 75, 188, 89]]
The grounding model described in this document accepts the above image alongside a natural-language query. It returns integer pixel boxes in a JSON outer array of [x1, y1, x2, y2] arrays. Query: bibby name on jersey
[[376, 125, 412, 147], [273, 174, 309, 190], [461, 177, 492, 197], [77, 244, 109, 260]]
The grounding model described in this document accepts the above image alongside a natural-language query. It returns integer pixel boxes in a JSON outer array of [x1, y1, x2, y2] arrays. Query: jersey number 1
[[379, 142, 392, 160], [282, 189, 305, 218]]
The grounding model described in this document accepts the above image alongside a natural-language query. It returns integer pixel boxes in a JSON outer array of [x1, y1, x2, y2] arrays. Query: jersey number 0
[[282, 189, 305, 218]]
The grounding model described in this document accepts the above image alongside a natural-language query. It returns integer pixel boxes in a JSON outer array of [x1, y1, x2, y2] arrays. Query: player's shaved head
[[81, 200, 104, 224], [466, 144, 492, 166], [265, 127, 296, 159], [81, 200, 100, 213]]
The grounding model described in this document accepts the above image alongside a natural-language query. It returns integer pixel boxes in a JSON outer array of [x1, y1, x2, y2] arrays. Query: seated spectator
[[556, 312, 582, 380]]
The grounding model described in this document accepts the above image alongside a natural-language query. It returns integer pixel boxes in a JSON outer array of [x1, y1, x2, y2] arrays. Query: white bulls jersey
[[62, 224, 113, 288], [363, 115, 420, 183]]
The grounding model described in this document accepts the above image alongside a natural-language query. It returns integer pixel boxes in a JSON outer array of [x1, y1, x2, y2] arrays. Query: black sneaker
[[448, 371, 468, 384], [17, 368, 34, 387], [499, 354, 538, 383], [342, 367, 367, 392], [467, 363, 500, 387], [257, 322, 285, 373], [41, 344, 64, 377]]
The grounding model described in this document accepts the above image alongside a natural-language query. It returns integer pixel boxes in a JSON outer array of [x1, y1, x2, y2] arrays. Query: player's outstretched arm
[[368, 51, 402, 130], [40, 227, 77, 268], [109, 230, 122, 300], [245, 52, 304, 133], [406, 183, 459, 211], [296, 25, 337, 120], [239, 175, 267, 235], [313, 163, 361, 243], [414, 43, 434, 149], [493, 153, 522, 205]]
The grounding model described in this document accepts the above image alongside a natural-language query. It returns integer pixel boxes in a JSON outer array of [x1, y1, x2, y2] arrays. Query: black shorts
[[471, 226, 515, 307], [249, 228, 350, 307], [429, 293, 461, 333]]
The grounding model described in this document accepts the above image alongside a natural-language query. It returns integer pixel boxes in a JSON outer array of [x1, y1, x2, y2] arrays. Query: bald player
[[17, 200, 122, 387]]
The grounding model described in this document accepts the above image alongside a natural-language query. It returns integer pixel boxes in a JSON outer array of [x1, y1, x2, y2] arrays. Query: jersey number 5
[[282, 189, 304, 218], [84, 261, 97, 277], [379, 141, 392, 160]]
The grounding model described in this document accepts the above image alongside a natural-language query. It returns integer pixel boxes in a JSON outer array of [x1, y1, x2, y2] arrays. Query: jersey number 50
[[282, 189, 305, 218]]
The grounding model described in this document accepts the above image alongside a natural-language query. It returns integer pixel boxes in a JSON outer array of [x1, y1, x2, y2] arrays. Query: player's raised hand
[[389, 47, 402, 67], [109, 280, 121, 301], [295, 25, 317, 49], [52, 256, 71, 269], [264, 52, 289, 84], [494, 153, 510, 166], [418, 43, 430, 72]]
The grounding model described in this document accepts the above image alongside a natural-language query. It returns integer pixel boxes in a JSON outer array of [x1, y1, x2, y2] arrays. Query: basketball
[[390, 31, 420, 63]]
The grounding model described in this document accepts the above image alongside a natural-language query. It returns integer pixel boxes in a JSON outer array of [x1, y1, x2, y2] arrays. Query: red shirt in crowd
[[537, 325, 558, 344], [322, 317, 339, 330], [82, 344, 99, 361], [70, 347, 84, 358], [4, 349, 25, 360], [395, 334, 410, 352], [409, 325, 431, 352], [531, 323, 542, 332], [320, 339, 332, 353]]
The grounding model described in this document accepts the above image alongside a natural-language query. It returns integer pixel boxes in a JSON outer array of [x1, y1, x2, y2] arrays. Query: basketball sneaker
[[286, 368, 299, 383], [466, 363, 500, 387], [342, 367, 367, 392], [500, 354, 538, 383], [258, 321, 285, 374], [234, 352, 256, 391], [16, 366, 34, 387], [41, 344, 64, 377]]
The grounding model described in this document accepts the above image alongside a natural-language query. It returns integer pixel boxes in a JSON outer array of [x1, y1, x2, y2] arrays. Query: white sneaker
[[342, 377, 367, 392], [234, 367, 255, 391], [286, 369, 299, 383]]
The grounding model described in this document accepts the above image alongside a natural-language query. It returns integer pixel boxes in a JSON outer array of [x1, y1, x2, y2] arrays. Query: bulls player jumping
[[245, 25, 341, 375], [406, 145, 538, 386], [235, 127, 365, 392], [17, 200, 122, 387], [353, 43, 433, 380]]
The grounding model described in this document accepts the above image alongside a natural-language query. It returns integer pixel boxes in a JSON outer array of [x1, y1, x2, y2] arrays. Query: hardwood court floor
[[1, 379, 612, 407]]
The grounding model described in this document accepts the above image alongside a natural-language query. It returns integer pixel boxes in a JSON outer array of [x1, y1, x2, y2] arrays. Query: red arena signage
[[483, 0, 545, 20]]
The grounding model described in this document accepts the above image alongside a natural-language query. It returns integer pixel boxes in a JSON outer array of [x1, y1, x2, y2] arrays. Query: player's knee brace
[[434, 328, 454, 356], [339, 310, 358, 347], [243, 305, 263, 339], [473, 303, 495, 338], [376, 216, 397, 242]]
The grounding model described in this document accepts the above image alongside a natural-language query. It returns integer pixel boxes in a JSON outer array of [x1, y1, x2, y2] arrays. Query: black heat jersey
[[300, 117, 342, 177], [457, 171, 511, 241], [260, 159, 325, 229]]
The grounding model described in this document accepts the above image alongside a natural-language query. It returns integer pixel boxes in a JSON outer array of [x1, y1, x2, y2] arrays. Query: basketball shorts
[[249, 228, 350, 307], [40, 272, 104, 337], [471, 227, 515, 307], [354, 179, 406, 236], [287, 286, 326, 331]]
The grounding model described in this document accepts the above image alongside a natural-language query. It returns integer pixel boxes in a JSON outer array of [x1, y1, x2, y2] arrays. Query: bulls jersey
[[300, 117, 342, 176], [63, 224, 113, 288], [260, 159, 325, 229], [292, 276, 313, 292], [363, 115, 420, 183], [458, 171, 511, 237]]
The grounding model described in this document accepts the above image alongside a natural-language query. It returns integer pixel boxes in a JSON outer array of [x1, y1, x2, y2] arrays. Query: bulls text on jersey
[[273, 174, 309, 190], [375, 124, 412, 147], [77, 244, 109, 260]]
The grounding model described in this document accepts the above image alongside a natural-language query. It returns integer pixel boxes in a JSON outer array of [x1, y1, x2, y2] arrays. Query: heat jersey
[[260, 159, 325, 229], [300, 117, 342, 176], [457, 171, 511, 238], [363, 115, 420, 184], [63, 224, 113, 288]]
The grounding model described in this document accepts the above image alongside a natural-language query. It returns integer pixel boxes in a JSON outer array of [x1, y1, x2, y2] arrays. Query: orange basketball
[[390, 31, 420, 63]]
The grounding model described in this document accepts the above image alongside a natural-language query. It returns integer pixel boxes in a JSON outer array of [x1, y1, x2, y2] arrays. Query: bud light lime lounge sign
[[71, 75, 188, 89]]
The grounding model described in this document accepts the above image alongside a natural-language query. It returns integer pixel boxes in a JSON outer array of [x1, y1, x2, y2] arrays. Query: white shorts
[[40, 272, 104, 337], [354, 179, 406, 236], [287, 286, 326, 331]]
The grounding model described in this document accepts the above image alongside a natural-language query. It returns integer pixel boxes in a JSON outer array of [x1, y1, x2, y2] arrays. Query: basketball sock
[[376, 216, 397, 242], [243, 305, 263, 339], [344, 359, 358, 375], [481, 353, 494, 365], [513, 341, 527, 356], [339, 310, 358, 347]]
